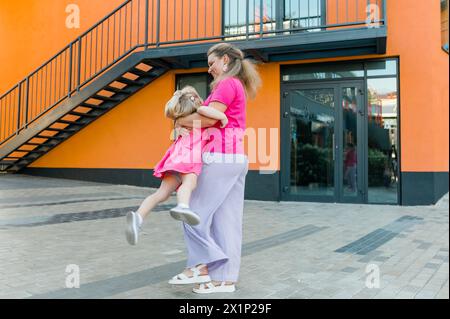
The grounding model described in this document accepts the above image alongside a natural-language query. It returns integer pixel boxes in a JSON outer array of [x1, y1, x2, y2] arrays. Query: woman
[[168, 43, 261, 294]]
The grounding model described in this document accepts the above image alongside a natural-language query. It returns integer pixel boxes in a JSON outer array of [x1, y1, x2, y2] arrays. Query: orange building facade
[[0, 0, 448, 205]]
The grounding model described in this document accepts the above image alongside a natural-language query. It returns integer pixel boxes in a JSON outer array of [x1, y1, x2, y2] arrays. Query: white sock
[[178, 203, 189, 209], [136, 213, 143, 226]]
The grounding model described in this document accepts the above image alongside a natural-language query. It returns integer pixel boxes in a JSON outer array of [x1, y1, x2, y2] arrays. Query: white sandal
[[168, 266, 211, 285], [192, 282, 236, 294]]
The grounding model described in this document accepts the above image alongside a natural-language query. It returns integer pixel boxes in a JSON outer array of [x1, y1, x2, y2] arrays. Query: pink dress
[[153, 128, 210, 179]]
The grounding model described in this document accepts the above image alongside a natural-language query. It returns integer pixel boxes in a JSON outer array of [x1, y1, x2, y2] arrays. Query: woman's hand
[[177, 127, 191, 137], [171, 120, 191, 140], [220, 117, 228, 128]]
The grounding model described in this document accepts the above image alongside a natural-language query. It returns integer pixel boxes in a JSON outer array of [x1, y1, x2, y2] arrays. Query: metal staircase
[[0, 56, 168, 173]]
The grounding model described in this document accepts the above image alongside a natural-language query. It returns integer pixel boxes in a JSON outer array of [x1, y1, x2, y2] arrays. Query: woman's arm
[[176, 112, 217, 128], [176, 102, 227, 128], [196, 106, 228, 128]]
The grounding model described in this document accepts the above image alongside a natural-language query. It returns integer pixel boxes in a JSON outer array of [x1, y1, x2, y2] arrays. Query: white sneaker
[[125, 211, 141, 245], [169, 205, 201, 226]]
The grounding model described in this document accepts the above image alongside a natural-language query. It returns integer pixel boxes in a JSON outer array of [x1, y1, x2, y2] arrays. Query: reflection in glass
[[366, 60, 397, 77], [290, 89, 335, 197], [441, 0, 449, 52], [224, 0, 325, 38], [176, 74, 210, 100], [284, 0, 322, 31], [282, 63, 364, 81], [224, 0, 277, 38], [342, 87, 359, 198], [367, 78, 399, 204]]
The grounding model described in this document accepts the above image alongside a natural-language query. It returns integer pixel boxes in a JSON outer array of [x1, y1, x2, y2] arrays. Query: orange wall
[[1, 0, 448, 173], [0, 0, 125, 94], [388, 0, 449, 172]]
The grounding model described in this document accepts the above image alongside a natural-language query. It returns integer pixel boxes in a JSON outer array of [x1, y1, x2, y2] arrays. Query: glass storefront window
[[282, 63, 364, 81], [367, 77, 399, 204], [442, 0, 449, 52], [366, 60, 397, 77], [282, 59, 400, 205], [290, 88, 335, 197], [224, 0, 326, 37], [176, 73, 211, 101], [284, 0, 323, 31], [224, 0, 277, 37]]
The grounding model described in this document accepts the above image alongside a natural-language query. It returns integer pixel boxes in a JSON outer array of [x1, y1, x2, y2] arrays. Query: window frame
[[175, 72, 213, 101], [281, 57, 401, 205], [441, 0, 449, 53], [222, 0, 327, 37]]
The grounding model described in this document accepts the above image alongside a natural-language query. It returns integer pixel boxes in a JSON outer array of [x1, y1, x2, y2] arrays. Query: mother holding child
[[125, 43, 261, 294]]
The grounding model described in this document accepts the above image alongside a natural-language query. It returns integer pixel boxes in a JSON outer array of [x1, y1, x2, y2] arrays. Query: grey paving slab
[[0, 174, 108, 190], [0, 174, 448, 299]]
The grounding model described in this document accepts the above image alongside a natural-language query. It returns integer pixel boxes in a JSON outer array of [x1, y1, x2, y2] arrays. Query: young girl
[[125, 86, 228, 246]]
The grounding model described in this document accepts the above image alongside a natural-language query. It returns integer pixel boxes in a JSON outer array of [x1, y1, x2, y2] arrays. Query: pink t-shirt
[[203, 77, 246, 154]]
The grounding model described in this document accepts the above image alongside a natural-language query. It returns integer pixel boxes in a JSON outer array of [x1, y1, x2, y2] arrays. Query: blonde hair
[[208, 43, 262, 99], [164, 86, 203, 120]]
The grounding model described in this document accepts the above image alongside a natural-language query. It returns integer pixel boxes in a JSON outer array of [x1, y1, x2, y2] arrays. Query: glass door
[[281, 84, 337, 202], [339, 83, 365, 203], [281, 81, 365, 203]]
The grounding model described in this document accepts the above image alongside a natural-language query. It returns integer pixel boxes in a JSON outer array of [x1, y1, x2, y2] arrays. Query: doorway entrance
[[281, 81, 366, 203]]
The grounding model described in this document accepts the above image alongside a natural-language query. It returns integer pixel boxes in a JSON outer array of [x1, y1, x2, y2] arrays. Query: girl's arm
[[196, 106, 228, 128], [176, 102, 227, 128]]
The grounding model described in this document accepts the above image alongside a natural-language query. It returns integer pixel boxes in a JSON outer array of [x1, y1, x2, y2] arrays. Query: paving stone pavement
[[0, 174, 448, 299]]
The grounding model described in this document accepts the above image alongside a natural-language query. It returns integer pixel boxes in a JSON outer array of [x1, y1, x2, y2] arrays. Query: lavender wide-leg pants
[[183, 153, 249, 282]]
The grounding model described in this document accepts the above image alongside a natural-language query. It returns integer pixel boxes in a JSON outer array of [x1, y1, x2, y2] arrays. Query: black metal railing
[[0, 0, 386, 146]]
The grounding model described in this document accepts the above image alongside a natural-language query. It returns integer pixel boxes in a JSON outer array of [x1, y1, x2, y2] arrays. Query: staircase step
[[24, 142, 45, 146], [79, 105, 109, 111], [68, 111, 98, 118], [91, 95, 121, 102], [39, 143, 59, 148], [36, 135, 66, 140], [44, 127, 79, 133], [0, 160, 17, 165], [13, 149, 46, 155], [23, 143, 57, 148], [129, 68, 155, 78], [80, 102, 110, 109], [56, 119, 83, 125], [104, 86, 134, 94], [116, 77, 144, 86], [27, 149, 47, 154]]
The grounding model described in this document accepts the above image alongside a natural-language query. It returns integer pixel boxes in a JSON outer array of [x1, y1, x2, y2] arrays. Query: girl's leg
[[126, 174, 180, 245], [137, 174, 181, 220], [169, 173, 200, 226], [177, 173, 198, 207]]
